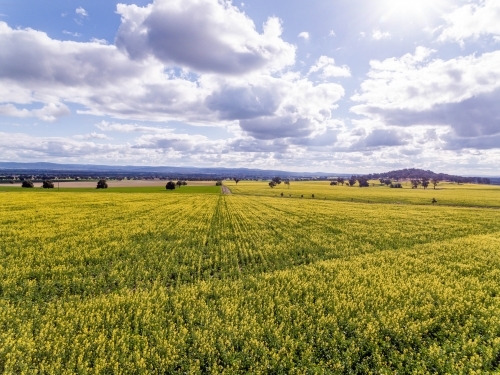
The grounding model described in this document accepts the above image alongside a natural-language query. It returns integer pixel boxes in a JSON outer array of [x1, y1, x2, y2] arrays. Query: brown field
[[2, 180, 216, 188]]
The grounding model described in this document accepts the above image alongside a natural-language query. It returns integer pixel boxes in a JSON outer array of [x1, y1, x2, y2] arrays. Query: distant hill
[[0, 163, 496, 183], [361, 168, 491, 184]]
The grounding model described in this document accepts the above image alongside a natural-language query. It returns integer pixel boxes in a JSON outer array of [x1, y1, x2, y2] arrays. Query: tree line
[[360, 168, 490, 185]]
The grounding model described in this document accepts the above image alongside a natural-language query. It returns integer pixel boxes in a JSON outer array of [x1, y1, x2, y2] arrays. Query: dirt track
[[2, 180, 216, 188], [221, 186, 232, 194]]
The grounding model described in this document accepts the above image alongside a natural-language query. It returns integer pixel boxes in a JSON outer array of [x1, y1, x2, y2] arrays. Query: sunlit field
[[0, 185, 221, 194], [228, 180, 500, 208], [1, 185, 500, 373]]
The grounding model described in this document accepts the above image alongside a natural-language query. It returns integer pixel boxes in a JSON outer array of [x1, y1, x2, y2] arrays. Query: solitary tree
[[421, 177, 430, 190], [42, 180, 54, 189], [411, 179, 421, 189], [431, 179, 439, 190], [215, 180, 223, 186], [22, 180, 34, 188], [337, 177, 345, 186], [166, 181, 176, 190], [280, 192, 284, 197], [176, 180, 183, 188], [312, 194, 315, 199], [272, 177, 282, 185], [357, 177, 369, 187], [269, 181, 276, 188], [96, 179, 108, 189], [233, 178, 241, 185], [432, 198, 437, 206], [284, 179, 290, 189]]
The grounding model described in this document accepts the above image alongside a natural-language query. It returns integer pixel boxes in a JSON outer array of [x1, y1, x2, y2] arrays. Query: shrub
[[215, 180, 223, 186], [22, 180, 34, 188], [96, 179, 108, 189], [166, 181, 176, 190], [390, 183, 402, 188]]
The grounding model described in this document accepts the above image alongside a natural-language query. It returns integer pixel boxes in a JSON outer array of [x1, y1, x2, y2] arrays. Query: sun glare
[[381, 0, 448, 22]]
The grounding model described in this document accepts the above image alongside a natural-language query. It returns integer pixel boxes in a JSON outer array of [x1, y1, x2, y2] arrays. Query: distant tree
[[233, 178, 241, 185], [22, 180, 34, 188], [390, 183, 403, 188], [280, 192, 284, 197], [432, 198, 437, 206], [301, 194, 304, 198], [347, 176, 357, 187], [410, 179, 421, 189], [312, 194, 315, 199], [269, 181, 276, 188], [215, 180, 223, 186], [421, 177, 430, 190], [176, 180, 183, 188], [42, 180, 54, 189], [182, 181, 187, 186], [431, 178, 439, 190], [96, 179, 108, 189], [284, 179, 290, 189], [384, 179, 392, 186], [330, 181, 337, 186], [379, 178, 385, 185], [166, 181, 176, 190], [337, 177, 345, 186], [272, 177, 282, 185]]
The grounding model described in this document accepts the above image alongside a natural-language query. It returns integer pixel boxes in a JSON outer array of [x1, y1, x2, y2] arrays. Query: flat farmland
[[228, 180, 500, 208], [0, 180, 217, 188], [1, 188, 500, 373]]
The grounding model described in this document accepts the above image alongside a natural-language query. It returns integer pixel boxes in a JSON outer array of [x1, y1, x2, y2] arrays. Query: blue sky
[[0, 0, 499, 174]]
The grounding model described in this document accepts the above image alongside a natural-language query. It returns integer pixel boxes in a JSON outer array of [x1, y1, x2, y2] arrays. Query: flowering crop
[[229, 180, 500, 208], [1, 191, 500, 373]]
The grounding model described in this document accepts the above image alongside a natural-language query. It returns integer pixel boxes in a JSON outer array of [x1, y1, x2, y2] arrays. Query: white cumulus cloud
[[372, 29, 391, 40], [438, 0, 500, 45], [76, 7, 88, 17], [308, 56, 351, 78], [298, 31, 309, 40], [115, 0, 295, 75]]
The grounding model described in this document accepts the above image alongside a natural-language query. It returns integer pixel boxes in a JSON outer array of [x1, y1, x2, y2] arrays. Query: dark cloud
[[206, 84, 279, 120], [291, 129, 339, 147], [228, 138, 288, 153], [240, 116, 315, 140], [359, 90, 500, 142], [349, 129, 411, 150], [441, 132, 500, 150]]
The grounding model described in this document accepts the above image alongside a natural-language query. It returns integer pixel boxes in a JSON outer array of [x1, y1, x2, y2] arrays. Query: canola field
[[229, 180, 500, 208], [1, 185, 500, 373]]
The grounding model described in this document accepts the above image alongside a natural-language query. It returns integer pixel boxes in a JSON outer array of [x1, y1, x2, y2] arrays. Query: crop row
[[2, 232, 500, 373]]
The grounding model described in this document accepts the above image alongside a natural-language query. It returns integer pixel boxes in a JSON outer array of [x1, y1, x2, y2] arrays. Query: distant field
[[2, 187, 500, 373], [0, 185, 221, 194], [228, 180, 500, 208], [0, 180, 216, 188]]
